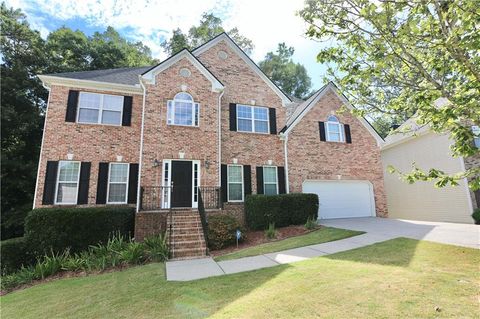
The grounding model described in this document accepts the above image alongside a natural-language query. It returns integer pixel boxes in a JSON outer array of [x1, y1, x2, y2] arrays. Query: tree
[[45, 27, 90, 73], [259, 43, 312, 99], [300, 0, 480, 190], [161, 13, 254, 55]]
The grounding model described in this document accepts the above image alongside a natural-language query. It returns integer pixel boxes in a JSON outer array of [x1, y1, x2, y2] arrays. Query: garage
[[302, 180, 375, 220]]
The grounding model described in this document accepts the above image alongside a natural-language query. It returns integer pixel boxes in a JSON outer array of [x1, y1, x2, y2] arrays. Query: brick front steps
[[167, 209, 207, 260]]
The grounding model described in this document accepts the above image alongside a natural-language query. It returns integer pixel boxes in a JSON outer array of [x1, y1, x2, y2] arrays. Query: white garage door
[[302, 180, 375, 220]]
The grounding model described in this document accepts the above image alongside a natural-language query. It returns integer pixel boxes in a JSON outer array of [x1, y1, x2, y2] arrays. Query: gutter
[[217, 89, 225, 186], [280, 133, 290, 193], [136, 77, 147, 212]]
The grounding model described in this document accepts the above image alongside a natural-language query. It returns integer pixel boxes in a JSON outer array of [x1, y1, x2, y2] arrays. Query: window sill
[[233, 130, 274, 136], [166, 124, 200, 129], [73, 122, 124, 128]]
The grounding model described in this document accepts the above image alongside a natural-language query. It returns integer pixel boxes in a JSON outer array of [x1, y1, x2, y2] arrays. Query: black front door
[[171, 160, 192, 207]]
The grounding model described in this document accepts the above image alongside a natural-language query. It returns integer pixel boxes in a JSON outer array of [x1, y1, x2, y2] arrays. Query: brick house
[[35, 33, 386, 258]]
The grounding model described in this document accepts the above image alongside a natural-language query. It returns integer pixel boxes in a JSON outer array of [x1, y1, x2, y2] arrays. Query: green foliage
[[0, 237, 34, 275], [304, 216, 317, 230], [264, 223, 277, 240], [207, 214, 244, 250], [245, 193, 319, 230], [161, 12, 253, 55], [144, 233, 169, 262], [472, 209, 480, 225], [1, 204, 29, 240], [300, 0, 480, 190], [258, 43, 312, 99], [24, 207, 135, 256]]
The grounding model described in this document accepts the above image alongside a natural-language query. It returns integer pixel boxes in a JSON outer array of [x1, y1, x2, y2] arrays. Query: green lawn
[[214, 226, 363, 261], [1, 238, 478, 318]]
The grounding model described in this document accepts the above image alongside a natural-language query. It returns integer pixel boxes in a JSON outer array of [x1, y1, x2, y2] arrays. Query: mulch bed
[[210, 225, 321, 257]]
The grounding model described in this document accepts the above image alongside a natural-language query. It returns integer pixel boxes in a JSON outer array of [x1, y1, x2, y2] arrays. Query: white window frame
[[106, 163, 130, 204], [236, 104, 270, 134], [54, 160, 81, 205], [326, 115, 345, 143], [76, 92, 124, 126], [167, 92, 200, 127], [263, 166, 278, 195], [227, 164, 244, 202]]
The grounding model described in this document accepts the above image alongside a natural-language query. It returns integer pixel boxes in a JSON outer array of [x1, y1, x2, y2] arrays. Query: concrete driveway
[[320, 217, 479, 249]]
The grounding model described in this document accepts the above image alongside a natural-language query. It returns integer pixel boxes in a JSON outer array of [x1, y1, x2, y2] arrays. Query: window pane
[[327, 115, 339, 122], [254, 120, 268, 133], [78, 108, 99, 123], [263, 167, 277, 183], [79, 93, 101, 109], [264, 184, 277, 195], [328, 132, 341, 142], [228, 166, 242, 183], [57, 183, 78, 203], [108, 184, 127, 202], [102, 110, 122, 125], [58, 161, 80, 182], [237, 105, 252, 119], [328, 123, 340, 133], [174, 101, 193, 125], [238, 119, 253, 132], [254, 107, 268, 120], [174, 92, 192, 101], [103, 95, 123, 111], [110, 164, 128, 183], [228, 184, 242, 201]]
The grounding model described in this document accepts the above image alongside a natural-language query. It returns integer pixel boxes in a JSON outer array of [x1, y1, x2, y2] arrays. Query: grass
[[214, 226, 363, 261], [2, 238, 478, 318]]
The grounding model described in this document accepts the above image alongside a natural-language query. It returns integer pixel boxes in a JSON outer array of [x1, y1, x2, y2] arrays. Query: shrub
[[144, 233, 169, 262], [207, 214, 244, 250], [0, 237, 34, 275], [304, 216, 317, 230], [245, 193, 319, 230], [264, 223, 277, 239], [25, 206, 135, 256], [472, 208, 480, 225], [119, 242, 145, 265]]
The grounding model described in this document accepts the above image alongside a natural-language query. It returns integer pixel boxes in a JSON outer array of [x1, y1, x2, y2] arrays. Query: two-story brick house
[[35, 33, 386, 258]]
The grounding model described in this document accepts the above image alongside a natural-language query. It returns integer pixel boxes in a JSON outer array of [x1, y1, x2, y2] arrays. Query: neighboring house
[[381, 118, 479, 224], [34, 33, 386, 257]]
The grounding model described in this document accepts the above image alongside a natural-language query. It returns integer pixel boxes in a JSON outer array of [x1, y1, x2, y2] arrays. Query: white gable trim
[[192, 33, 291, 106], [141, 49, 224, 92], [38, 75, 143, 95], [283, 83, 384, 146]]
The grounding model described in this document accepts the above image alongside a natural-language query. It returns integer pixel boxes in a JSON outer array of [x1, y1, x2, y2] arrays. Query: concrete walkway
[[166, 232, 393, 281]]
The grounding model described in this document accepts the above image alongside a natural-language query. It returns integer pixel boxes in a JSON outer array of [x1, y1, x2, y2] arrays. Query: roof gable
[[141, 49, 224, 92], [282, 82, 384, 146], [192, 33, 292, 106]]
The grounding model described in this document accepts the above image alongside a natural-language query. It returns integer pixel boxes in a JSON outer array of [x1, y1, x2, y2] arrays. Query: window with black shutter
[[128, 163, 139, 204], [221, 164, 228, 202], [256, 166, 264, 194], [277, 166, 286, 194], [269, 108, 277, 134], [122, 96, 133, 126], [96, 162, 109, 204], [65, 90, 79, 122], [243, 165, 252, 197], [77, 162, 91, 204], [42, 161, 58, 205], [229, 104, 237, 131]]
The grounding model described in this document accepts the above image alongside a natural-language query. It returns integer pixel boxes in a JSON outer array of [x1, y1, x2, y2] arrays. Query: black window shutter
[[221, 164, 228, 202], [319, 122, 326, 141], [96, 162, 109, 204], [243, 165, 252, 196], [229, 103, 237, 131], [122, 96, 133, 126], [65, 90, 79, 122], [256, 166, 264, 194], [42, 161, 59, 205], [128, 163, 139, 204], [77, 162, 91, 204], [344, 124, 352, 143], [269, 108, 277, 134], [277, 166, 286, 194]]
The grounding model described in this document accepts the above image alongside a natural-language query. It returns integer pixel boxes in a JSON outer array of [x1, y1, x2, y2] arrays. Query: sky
[[5, 0, 331, 90]]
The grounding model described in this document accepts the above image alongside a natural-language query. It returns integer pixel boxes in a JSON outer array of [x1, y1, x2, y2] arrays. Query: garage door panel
[[303, 180, 374, 219]]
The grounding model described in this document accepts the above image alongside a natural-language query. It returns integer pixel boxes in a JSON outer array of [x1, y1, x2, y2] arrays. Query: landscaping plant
[[472, 208, 480, 225], [265, 223, 277, 240], [304, 216, 317, 230], [207, 214, 245, 250]]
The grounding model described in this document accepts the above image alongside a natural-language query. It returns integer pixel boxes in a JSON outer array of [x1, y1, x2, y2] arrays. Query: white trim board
[[192, 33, 291, 106], [38, 75, 143, 95]]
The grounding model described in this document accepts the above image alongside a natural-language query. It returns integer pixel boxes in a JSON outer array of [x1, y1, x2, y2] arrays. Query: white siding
[[381, 132, 473, 224]]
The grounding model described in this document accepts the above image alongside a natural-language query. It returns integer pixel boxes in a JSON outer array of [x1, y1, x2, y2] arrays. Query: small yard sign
[[236, 229, 242, 248]]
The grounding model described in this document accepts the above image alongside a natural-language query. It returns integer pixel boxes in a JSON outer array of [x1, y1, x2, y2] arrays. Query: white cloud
[[5, 0, 328, 88]]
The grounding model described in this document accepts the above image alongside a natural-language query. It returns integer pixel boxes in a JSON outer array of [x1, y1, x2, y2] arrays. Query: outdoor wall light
[[205, 160, 211, 169], [153, 159, 161, 167]]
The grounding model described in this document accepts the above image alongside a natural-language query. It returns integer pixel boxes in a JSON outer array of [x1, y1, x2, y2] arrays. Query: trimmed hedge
[[1, 237, 34, 275], [25, 206, 135, 256], [245, 193, 319, 230], [207, 214, 245, 250], [472, 208, 480, 225]]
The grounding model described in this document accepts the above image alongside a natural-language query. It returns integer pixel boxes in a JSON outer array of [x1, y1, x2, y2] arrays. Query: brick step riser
[[170, 234, 203, 241], [173, 250, 207, 259], [173, 243, 207, 250], [171, 221, 202, 225]]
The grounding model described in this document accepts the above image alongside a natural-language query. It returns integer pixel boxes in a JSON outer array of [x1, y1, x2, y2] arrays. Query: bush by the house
[[264, 222, 277, 239], [0, 237, 34, 275], [207, 214, 245, 250], [304, 216, 317, 230], [25, 206, 135, 256], [1, 232, 169, 292], [245, 193, 319, 230], [472, 208, 480, 225]]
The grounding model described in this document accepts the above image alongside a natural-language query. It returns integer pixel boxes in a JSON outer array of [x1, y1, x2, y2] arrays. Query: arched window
[[326, 115, 344, 142], [167, 92, 199, 126]]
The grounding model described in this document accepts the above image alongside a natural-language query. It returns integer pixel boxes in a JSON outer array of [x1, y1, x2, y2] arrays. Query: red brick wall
[[34, 85, 142, 207], [286, 90, 388, 217]]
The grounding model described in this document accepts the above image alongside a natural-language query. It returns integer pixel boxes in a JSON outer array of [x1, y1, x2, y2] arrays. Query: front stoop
[[167, 209, 208, 260]]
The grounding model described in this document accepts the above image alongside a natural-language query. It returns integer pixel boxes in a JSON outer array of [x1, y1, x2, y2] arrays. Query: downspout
[[280, 132, 290, 194], [32, 84, 51, 209], [217, 89, 225, 187], [136, 78, 147, 212]]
